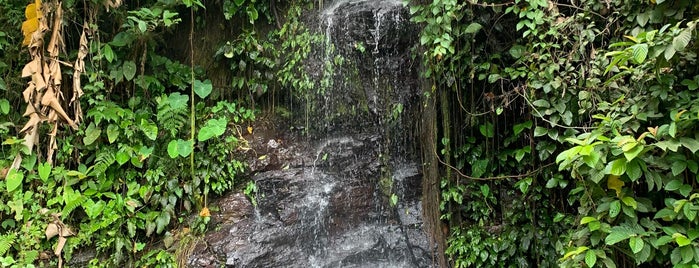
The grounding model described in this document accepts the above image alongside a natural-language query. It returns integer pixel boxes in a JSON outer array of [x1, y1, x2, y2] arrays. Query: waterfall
[[189, 1, 432, 267]]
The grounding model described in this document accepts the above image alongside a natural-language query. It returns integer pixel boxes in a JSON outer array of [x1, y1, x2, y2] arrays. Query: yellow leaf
[[247, 126, 253, 134], [25, 3, 38, 19], [607, 175, 625, 197], [199, 207, 210, 217], [21, 0, 43, 47]]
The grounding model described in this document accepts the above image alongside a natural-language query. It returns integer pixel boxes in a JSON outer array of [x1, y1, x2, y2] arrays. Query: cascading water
[[188, 1, 432, 267]]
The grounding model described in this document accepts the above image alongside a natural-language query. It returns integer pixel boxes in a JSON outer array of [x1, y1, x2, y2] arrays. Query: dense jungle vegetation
[[0, 0, 698, 267]]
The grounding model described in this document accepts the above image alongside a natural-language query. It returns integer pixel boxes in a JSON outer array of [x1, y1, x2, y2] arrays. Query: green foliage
[[409, 0, 699, 266], [0, 0, 263, 266]]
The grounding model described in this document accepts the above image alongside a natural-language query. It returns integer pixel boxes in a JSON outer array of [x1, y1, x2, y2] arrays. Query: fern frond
[[89, 148, 116, 177], [62, 194, 87, 216], [0, 233, 16, 256], [157, 100, 188, 137]]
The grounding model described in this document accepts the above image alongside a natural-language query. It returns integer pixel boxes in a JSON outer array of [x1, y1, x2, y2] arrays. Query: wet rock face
[[188, 132, 432, 267]]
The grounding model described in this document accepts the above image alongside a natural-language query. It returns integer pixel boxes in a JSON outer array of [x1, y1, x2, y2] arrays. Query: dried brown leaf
[[23, 83, 35, 102], [54, 236, 66, 256], [49, 61, 61, 85], [22, 59, 41, 77], [41, 87, 77, 130], [45, 222, 59, 239], [47, 3, 62, 58], [20, 113, 43, 133], [58, 224, 74, 237]]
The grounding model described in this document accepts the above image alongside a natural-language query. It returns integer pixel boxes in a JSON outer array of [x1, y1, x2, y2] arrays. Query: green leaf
[[177, 139, 193, 157], [472, 159, 488, 178], [623, 144, 643, 161], [513, 121, 532, 136], [116, 150, 130, 165], [155, 211, 171, 234], [664, 45, 676, 60], [198, 118, 228, 141], [669, 122, 677, 138], [123, 61, 137, 81], [83, 123, 101, 145], [83, 199, 105, 219], [680, 137, 699, 153], [103, 44, 115, 63], [479, 122, 494, 138], [509, 44, 526, 59], [655, 236, 674, 247], [609, 200, 621, 218], [583, 151, 601, 168], [626, 159, 642, 181], [673, 29, 692, 52], [675, 235, 692, 247], [581, 216, 598, 225], [193, 79, 213, 99], [636, 12, 649, 26], [464, 22, 483, 34], [6, 169, 23, 192], [631, 43, 648, 64], [585, 249, 597, 267], [390, 194, 398, 207], [246, 5, 258, 24], [0, 99, 9, 115], [622, 196, 638, 209], [629, 236, 644, 254], [168, 92, 189, 110], [605, 226, 635, 245], [106, 124, 119, 144], [532, 99, 550, 108], [605, 158, 627, 176], [665, 179, 682, 191], [671, 161, 687, 176], [38, 162, 51, 182], [139, 119, 158, 140], [534, 126, 548, 137], [167, 140, 179, 158], [680, 245, 693, 263]]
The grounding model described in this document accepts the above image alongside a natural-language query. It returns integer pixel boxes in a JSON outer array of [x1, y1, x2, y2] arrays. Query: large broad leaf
[[38, 162, 51, 182], [167, 140, 179, 158], [106, 124, 120, 144], [6, 169, 23, 192], [0, 99, 9, 115], [629, 236, 644, 254], [123, 61, 137, 81], [139, 119, 158, 140], [680, 137, 699, 153], [585, 250, 597, 267], [103, 44, 115, 63], [198, 118, 228, 141], [168, 92, 189, 110], [116, 150, 130, 165], [464, 22, 483, 34], [168, 139, 193, 157], [83, 123, 101, 145], [631, 43, 648, 64], [605, 158, 627, 176], [605, 226, 635, 245], [609, 200, 621, 218], [83, 199, 105, 219], [673, 29, 692, 52], [193, 79, 213, 99], [155, 211, 171, 234]]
